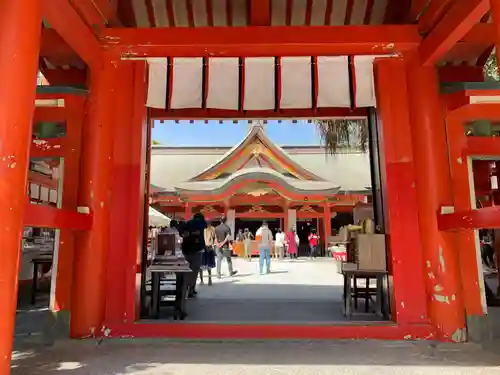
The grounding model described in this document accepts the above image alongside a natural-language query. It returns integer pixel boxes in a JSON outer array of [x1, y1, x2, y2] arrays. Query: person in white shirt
[[256, 221, 273, 274], [274, 228, 286, 260]]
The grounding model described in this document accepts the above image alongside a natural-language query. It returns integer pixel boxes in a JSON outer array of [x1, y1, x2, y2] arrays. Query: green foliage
[[484, 50, 499, 82], [152, 140, 162, 145]]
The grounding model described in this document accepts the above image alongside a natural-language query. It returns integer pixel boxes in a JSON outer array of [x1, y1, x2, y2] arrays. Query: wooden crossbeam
[[419, 0, 489, 66], [249, 0, 271, 25], [99, 25, 421, 57], [42, 0, 102, 69]]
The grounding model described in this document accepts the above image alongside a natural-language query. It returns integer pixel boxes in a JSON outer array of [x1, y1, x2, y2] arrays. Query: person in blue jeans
[[256, 221, 273, 275]]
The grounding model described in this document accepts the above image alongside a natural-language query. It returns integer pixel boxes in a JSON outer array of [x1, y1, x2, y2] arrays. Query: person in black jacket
[[181, 213, 207, 298]]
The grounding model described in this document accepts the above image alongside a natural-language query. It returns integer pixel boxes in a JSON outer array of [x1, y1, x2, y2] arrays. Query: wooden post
[[490, 0, 500, 68], [406, 58, 466, 341], [105, 61, 148, 325], [284, 206, 289, 232], [52, 96, 85, 312], [70, 57, 115, 338], [323, 203, 331, 254], [0, 1, 42, 373], [373, 57, 429, 329]]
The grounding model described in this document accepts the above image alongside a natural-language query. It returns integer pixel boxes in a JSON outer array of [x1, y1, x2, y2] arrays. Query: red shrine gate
[[3, 0, 500, 374]]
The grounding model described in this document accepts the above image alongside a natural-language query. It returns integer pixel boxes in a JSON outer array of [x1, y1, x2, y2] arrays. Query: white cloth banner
[[244, 57, 275, 110], [354, 55, 391, 108], [207, 58, 240, 110], [146, 58, 168, 109], [287, 209, 296, 231], [171, 57, 203, 109], [227, 209, 236, 241], [317, 56, 351, 108], [280, 57, 312, 109]]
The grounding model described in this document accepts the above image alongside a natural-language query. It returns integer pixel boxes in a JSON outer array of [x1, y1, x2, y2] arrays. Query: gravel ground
[[11, 339, 500, 375]]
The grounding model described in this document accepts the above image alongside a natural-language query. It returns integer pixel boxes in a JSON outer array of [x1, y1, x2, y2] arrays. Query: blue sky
[[152, 120, 323, 147]]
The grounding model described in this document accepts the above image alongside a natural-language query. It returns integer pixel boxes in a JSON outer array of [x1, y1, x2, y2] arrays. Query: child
[[308, 229, 319, 259]]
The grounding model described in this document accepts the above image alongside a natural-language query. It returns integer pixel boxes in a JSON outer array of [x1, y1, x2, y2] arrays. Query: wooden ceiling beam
[[100, 25, 421, 57], [417, 0, 454, 34], [42, 0, 102, 69], [40, 67, 88, 87], [249, 0, 271, 26], [69, 0, 122, 30], [419, 0, 489, 66]]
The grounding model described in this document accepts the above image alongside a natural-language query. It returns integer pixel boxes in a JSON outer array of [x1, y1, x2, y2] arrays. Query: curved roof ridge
[[189, 124, 325, 182], [175, 167, 340, 196]]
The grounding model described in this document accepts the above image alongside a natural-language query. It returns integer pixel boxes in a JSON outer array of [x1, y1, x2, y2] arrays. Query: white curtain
[[244, 57, 275, 110], [317, 56, 351, 108], [280, 57, 312, 109], [207, 58, 240, 110], [146, 58, 168, 109], [171, 57, 203, 109]]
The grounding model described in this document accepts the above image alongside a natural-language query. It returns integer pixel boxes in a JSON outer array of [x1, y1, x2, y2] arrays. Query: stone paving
[[184, 257, 352, 323]]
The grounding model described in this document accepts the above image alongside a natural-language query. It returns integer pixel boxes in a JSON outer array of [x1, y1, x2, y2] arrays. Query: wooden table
[[31, 255, 53, 305], [342, 269, 388, 319], [149, 262, 191, 320]]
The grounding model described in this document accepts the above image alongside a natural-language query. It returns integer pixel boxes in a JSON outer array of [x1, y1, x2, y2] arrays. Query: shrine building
[[149, 122, 371, 247]]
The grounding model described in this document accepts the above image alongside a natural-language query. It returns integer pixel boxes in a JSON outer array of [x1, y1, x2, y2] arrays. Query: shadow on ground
[[11, 339, 500, 375]]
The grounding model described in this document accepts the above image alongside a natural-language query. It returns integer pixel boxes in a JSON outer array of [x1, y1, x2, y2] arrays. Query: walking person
[[181, 213, 207, 298], [274, 228, 285, 260], [215, 216, 238, 279], [243, 228, 254, 261], [286, 226, 298, 260], [308, 229, 319, 259], [256, 221, 273, 274], [200, 221, 216, 285]]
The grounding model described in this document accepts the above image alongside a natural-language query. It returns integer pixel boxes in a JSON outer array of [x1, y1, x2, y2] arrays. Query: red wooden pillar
[[283, 206, 289, 232], [70, 57, 115, 338], [490, 0, 500, 66], [406, 59, 466, 341], [0, 1, 42, 373], [446, 116, 486, 326], [323, 203, 331, 252], [105, 61, 148, 325], [373, 57, 429, 329], [52, 96, 85, 312]]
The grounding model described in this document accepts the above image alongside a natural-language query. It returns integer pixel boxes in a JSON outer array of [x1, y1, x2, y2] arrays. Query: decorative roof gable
[[190, 123, 324, 182]]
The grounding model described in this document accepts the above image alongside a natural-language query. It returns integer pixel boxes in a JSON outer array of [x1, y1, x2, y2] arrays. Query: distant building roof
[[150, 125, 372, 195]]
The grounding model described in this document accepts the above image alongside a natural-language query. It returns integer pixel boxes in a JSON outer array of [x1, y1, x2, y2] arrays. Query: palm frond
[[315, 119, 368, 154]]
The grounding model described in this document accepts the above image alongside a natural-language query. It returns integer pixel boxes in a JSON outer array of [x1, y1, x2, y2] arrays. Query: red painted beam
[[419, 0, 489, 66], [438, 66, 485, 83], [150, 107, 368, 120], [103, 322, 436, 340], [24, 203, 93, 230], [100, 26, 421, 57], [418, 0, 454, 33], [30, 138, 66, 158], [438, 206, 500, 231], [465, 137, 500, 156], [40, 28, 83, 67], [40, 68, 87, 87], [42, 0, 102, 69], [249, 0, 271, 26]]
